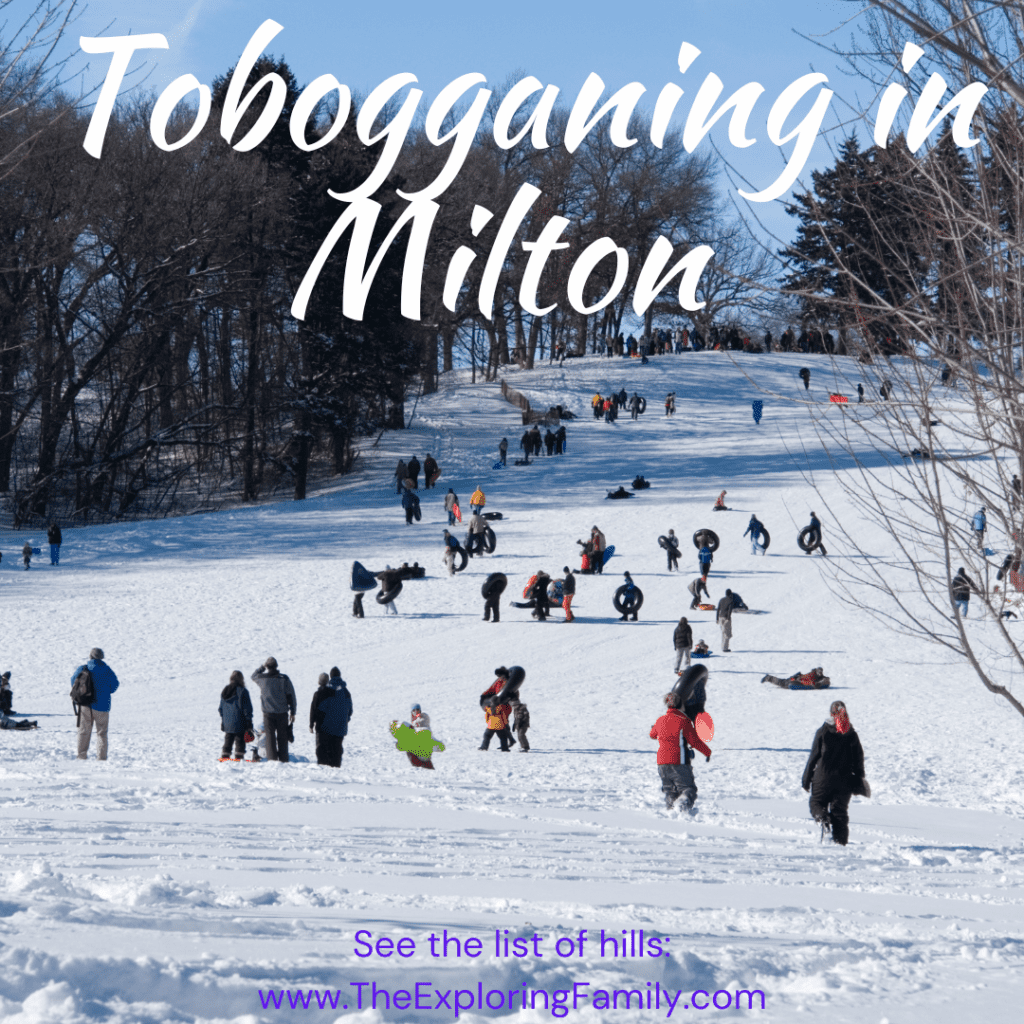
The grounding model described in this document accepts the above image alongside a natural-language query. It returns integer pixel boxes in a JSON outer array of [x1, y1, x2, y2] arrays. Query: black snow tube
[[636, 396, 647, 414], [376, 579, 403, 605], [607, 487, 635, 499], [351, 561, 379, 592], [489, 666, 526, 707], [671, 664, 708, 706], [798, 527, 820, 553], [613, 585, 644, 614], [451, 545, 469, 573], [692, 529, 720, 552], [481, 572, 508, 599], [483, 525, 496, 553], [413, 503, 421, 522], [758, 527, 771, 553], [658, 534, 679, 551], [482, 512, 503, 520]]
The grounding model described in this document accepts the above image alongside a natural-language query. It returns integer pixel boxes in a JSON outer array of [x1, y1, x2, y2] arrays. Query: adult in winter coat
[[544, 429, 556, 456], [498, 438, 508, 465], [442, 530, 460, 575], [591, 526, 607, 575], [309, 667, 353, 768], [519, 429, 532, 461], [649, 695, 711, 810], [972, 508, 987, 551], [555, 425, 566, 454], [762, 668, 830, 689], [744, 515, 765, 555], [401, 487, 419, 525], [250, 657, 297, 763], [687, 575, 710, 609], [664, 530, 680, 571], [395, 460, 408, 493], [470, 487, 486, 514], [529, 571, 552, 620], [407, 455, 421, 488], [71, 648, 120, 760], [951, 566, 977, 617], [423, 454, 438, 488], [218, 671, 254, 761], [22, 541, 31, 570], [715, 591, 734, 652], [444, 488, 459, 526], [630, 393, 641, 420], [466, 512, 487, 557], [530, 425, 543, 456], [698, 544, 713, 577], [798, 367, 810, 391], [479, 677, 513, 751], [857, 383, 864, 403], [561, 566, 576, 622], [805, 512, 827, 556], [673, 616, 693, 672], [618, 571, 641, 621], [802, 700, 867, 845], [47, 522, 62, 565], [592, 393, 603, 418]]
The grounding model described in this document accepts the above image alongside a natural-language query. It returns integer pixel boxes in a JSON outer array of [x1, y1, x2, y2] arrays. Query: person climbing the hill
[[444, 488, 459, 526], [544, 429, 556, 456], [665, 392, 675, 416], [423, 454, 438, 488], [592, 393, 603, 418], [499, 438, 508, 466], [395, 459, 407, 493], [466, 511, 487, 558], [630, 393, 641, 420], [479, 671, 514, 751], [698, 543, 713, 578], [673, 616, 692, 672], [744, 515, 765, 555], [376, 566, 404, 616], [561, 566, 576, 623], [687, 575, 710, 609], [802, 700, 868, 845], [951, 566, 977, 617], [528, 425, 541, 456], [47, 522, 62, 565], [470, 486, 486, 515], [805, 512, 827, 556], [664, 529, 680, 571], [799, 367, 810, 391], [442, 530, 460, 575], [22, 541, 32, 570], [618, 571, 641, 621], [649, 693, 711, 811], [972, 508, 987, 552], [407, 455, 421, 489], [857, 383, 864, 403], [218, 670, 253, 762], [716, 590, 734, 652], [591, 526, 607, 575], [555, 425, 566, 454], [401, 487, 419, 525]]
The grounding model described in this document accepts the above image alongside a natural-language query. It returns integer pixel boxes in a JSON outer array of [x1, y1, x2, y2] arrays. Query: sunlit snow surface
[[1, 352, 1022, 1023]]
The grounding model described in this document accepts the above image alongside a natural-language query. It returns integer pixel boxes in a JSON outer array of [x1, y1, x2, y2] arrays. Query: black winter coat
[[562, 571, 576, 596], [407, 457, 421, 480], [47, 524, 62, 545], [951, 570, 975, 601], [673, 622, 692, 648], [802, 722, 865, 792], [219, 682, 254, 734]]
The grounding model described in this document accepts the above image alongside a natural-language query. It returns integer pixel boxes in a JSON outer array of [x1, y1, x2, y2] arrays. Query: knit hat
[[411, 703, 421, 712], [494, 666, 509, 678], [229, 670, 243, 685], [90, 648, 104, 661], [329, 666, 341, 678], [264, 656, 278, 670], [318, 672, 329, 685], [726, 589, 732, 596], [562, 566, 570, 574]]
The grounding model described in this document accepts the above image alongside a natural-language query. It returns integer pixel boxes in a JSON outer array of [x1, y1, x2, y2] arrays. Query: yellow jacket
[[470, 489, 485, 507]]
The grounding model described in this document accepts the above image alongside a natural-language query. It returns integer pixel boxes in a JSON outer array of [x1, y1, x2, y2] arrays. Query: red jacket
[[649, 708, 711, 764]]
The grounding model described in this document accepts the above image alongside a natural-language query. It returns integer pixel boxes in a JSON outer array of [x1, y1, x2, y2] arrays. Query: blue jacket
[[744, 519, 762, 540], [310, 678, 353, 738], [698, 545, 712, 564], [401, 490, 418, 510], [219, 683, 254, 734], [70, 659, 120, 713], [973, 510, 986, 532]]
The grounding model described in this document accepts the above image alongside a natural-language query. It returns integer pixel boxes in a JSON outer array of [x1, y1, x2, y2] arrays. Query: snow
[[1, 351, 1022, 1023]]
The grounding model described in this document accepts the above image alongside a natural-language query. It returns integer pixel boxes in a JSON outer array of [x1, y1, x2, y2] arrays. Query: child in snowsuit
[[802, 700, 868, 845], [479, 676, 513, 751], [649, 694, 711, 810], [619, 571, 641, 621], [219, 671, 254, 761]]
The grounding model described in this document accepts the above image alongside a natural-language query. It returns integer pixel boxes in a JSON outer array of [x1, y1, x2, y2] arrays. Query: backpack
[[70, 667, 96, 724]]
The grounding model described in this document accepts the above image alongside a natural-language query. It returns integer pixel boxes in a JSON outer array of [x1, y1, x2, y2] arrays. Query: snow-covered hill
[[1, 351, 1022, 1024]]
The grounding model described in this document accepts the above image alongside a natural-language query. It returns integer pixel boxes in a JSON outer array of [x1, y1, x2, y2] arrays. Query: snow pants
[[481, 727, 512, 751], [667, 551, 679, 571], [315, 731, 343, 767], [659, 763, 697, 808], [221, 732, 246, 758], [809, 786, 852, 845], [483, 593, 500, 621], [516, 724, 530, 751], [562, 594, 574, 622], [50, 543, 60, 565], [720, 619, 732, 651], [77, 707, 109, 760], [674, 647, 692, 672], [265, 712, 290, 763]]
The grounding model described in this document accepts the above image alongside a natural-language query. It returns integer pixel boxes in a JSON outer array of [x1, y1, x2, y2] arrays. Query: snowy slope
[[0, 351, 1022, 1024]]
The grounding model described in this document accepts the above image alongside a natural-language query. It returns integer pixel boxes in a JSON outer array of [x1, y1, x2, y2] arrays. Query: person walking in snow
[[218, 671, 253, 762], [590, 526, 607, 575], [498, 438, 508, 466], [309, 667, 353, 768], [649, 693, 711, 811], [530, 571, 552, 620], [22, 541, 32, 570], [673, 616, 692, 672], [401, 487, 419, 525], [250, 657, 297, 764], [395, 459, 408, 494], [687, 575, 710, 609], [630, 393, 641, 420], [951, 566, 977, 617], [805, 512, 827, 556], [561, 566, 576, 623], [470, 487, 485, 515], [618, 571, 641, 621], [857, 383, 864, 403], [716, 590, 734, 652], [972, 508, 987, 552], [479, 671, 514, 751], [744, 515, 765, 555], [512, 702, 530, 751], [442, 530, 460, 575], [407, 455, 421, 489], [664, 530, 680, 571], [530, 425, 542, 457], [423, 454, 439, 488], [47, 522, 62, 565], [466, 511, 487, 558], [698, 543, 713, 578], [802, 700, 868, 845], [444, 488, 460, 526], [798, 366, 810, 391], [544, 429, 555, 456]]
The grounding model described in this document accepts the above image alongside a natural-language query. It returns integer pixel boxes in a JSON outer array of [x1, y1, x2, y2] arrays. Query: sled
[[428, 470, 441, 486], [695, 712, 714, 743], [698, 603, 715, 611], [600, 544, 615, 565], [691, 650, 712, 658], [828, 393, 848, 403], [453, 503, 462, 524], [492, 461, 504, 469], [31, 547, 41, 555]]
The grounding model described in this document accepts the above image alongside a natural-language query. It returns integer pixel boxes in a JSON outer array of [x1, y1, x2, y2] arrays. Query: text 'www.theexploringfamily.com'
[[257, 981, 767, 1017]]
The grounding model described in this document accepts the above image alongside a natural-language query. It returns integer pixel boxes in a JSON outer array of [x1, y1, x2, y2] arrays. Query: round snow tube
[[798, 527, 820, 553], [658, 534, 679, 551], [692, 529, 720, 552], [481, 572, 507, 599], [547, 581, 565, 607], [451, 545, 469, 573], [491, 666, 526, 706], [413, 503, 421, 522], [671, 664, 708, 706], [483, 525, 496, 553], [613, 585, 644, 615], [376, 579, 403, 605], [758, 526, 771, 553], [637, 396, 647, 414]]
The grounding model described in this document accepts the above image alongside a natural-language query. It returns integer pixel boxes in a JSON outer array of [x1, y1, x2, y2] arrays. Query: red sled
[[829, 393, 848, 403], [695, 712, 714, 743], [453, 503, 462, 524]]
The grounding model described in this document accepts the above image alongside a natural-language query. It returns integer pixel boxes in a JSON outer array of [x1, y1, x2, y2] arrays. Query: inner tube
[[351, 561, 379, 592], [798, 527, 820, 553], [413, 503, 422, 522], [487, 666, 527, 708], [547, 581, 565, 607], [671, 664, 708, 706], [483, 525, 496, 553], [482, 512, 503, 520], [637, 396, 647, 414], [376, 579, 403, 605], [658, 535, 670, 550], [758, 526, 771, 553], [451, 545, 469, 573], [607, 487, 634, 499], [613, 585, 644, 614], [481, 572, 508, 599], [692, 529, 720, 552]]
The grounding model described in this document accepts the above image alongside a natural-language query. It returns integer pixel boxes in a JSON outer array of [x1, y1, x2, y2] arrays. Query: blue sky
[[55, 0, 888, 242]]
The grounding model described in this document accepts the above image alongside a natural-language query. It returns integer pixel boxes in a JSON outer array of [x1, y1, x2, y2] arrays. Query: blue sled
[[493, 461, 504, 469]]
